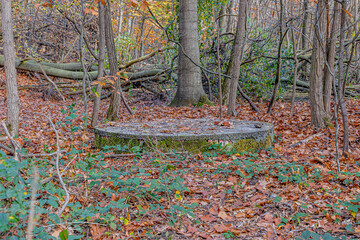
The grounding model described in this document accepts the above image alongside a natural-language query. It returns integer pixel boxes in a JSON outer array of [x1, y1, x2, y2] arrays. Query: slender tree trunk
[[301, 0, 309, 50], [338, 0, 349, 153], [169, 0, 209, 107], [309, 0, 327, 128], [91, 1, 106, 127], [227, 0, 247, 116], [290, 29, 299, 117], [300, 0, 309, 80], [226, 0, 236, 33], [117, 0, 124, 38], [267, 0, 285, 114], [323, 1, 340, 116], [2, 0, 20, 136], [218, 4, 227, 35]]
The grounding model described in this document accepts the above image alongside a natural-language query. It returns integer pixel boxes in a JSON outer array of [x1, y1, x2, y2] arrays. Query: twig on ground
[[290, 132, 325, 148], [1, 121, 21, 162], [36, 114, 69, 216]]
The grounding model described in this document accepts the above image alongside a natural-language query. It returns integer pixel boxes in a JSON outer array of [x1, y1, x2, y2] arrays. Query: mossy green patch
[[95, 134, 142, 150], [95, 134, 213, 154], [232, 134, 273, 152], [95, 133, 273, 153]]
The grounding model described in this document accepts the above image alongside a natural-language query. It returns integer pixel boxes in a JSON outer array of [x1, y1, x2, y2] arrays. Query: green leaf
[[346, 224, 354, 232], [301, 230, 311, 239], [68, 235, 84, 240], [296, 212, 308, 217], [48, 199, 59, 208], [281, 217, 288, 224], [59, 229, 69, 240], [109, 222, 117, 230]]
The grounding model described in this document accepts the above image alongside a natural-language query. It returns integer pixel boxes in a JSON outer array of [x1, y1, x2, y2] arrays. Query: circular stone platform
[[94, 118, 274, 153]]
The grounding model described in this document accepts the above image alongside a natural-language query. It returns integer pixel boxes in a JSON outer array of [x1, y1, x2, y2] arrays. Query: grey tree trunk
[[226, 0, 236, 33], [309, 0, 327, 128], [91, 1, 106, 127], [267, 0, 285, 114], [105, 0, 122, 121], [218, 4, 227, 35], [2, 0, 20, 136], [227, 0, 247, 116], [338, 0, 349, 153], [301, 0, 309, 50], [169, 0, 209, 107], [323, 1, 340, 116]]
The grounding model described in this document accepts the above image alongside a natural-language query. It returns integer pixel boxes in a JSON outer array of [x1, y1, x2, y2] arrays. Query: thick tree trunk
[[309, 0, 327, 128], [91, 1, 106, 127], [169, 0, 209, 107], [227, 0, 247, 116], [2, 0, 20, 136], [323, 2, 340, 116]]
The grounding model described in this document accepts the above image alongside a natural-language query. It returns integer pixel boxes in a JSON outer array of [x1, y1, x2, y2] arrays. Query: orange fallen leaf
[[218, 211, 233, 221]]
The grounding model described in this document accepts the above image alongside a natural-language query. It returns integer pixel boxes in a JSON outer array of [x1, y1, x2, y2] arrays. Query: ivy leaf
[[59, 229, 69, 240]]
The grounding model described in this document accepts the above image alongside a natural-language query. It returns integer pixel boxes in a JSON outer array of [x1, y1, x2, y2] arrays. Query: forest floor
[[1, 71, 360, 240]]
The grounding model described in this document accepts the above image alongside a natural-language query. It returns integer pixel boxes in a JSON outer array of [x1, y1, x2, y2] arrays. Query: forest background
[[1, 0, 360, 239]]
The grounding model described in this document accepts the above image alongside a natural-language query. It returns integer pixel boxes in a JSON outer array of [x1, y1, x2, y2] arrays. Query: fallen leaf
[[200, 214, 217, 222], [214, 224, 229, 233], [218, 211, 233, 221]]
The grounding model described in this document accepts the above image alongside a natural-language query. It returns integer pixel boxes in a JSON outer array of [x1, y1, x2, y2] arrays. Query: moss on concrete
[[95, 134, 142, 150], [95, 134, 213, 153], [157, 138, 212, 153], [232, 134, 273, 152], [95, 133, 273, 153]]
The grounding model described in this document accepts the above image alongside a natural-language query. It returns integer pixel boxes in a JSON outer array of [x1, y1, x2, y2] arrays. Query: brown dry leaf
[[187, 225, 198, 233], [218, 211, 233, 221], [209, 205, 219, 215], [214, 224, 229, 233], [235, 212, 246, 218], [51, 229, 62, 238], [200, 214, 217, 222], [228, 176, 238, 184], [264, 212, 274, 223]]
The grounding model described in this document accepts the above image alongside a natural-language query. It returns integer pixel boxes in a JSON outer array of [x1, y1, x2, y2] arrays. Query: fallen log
[[0, 55, 99, 80], [0, 55, 167, 81], [294, 79, 359, 98], [40, 62, 98, 71]]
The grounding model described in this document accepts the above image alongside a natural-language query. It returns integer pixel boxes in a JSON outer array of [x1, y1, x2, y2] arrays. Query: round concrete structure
[[94, 118, 274, 153]]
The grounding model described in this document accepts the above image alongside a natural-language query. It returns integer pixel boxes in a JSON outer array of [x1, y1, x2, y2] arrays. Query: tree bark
[[2, 0, 20, 136], [323, 1, 340, 116], [91, 1, 106, 127], [309, 0, 327, 128], [226, 0, 236, 33], [169, 0, 209, 107], [227, 0, 247, 116], [338, 0, 349, 153], [301, 0, 309, 50], [218, 4, 227, 35], [267, 0, 285, 114], [290, 29, 299, 117], [105, 0, 132, 120]]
